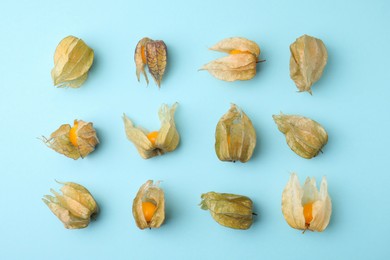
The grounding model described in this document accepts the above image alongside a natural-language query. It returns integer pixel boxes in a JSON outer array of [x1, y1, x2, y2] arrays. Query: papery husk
[[146, 40, 167, 87], [200, 54, 257, 81], [42, 120, 99, 160], [134, 38, 167, 87], [209, 37, 260, 57], [290, 34, 327, 94], [132, 180, 165, 229], [123, 103, 179, 159], [200, 192, 254, 230], [135, 37, 152, 84], [215, 104, 256, 163], [200, 37, 260, 82], [51, 36, 94, 88], [42, 181, 99, 229], [273, 113, 327, 159], [282, 173, 332, 232]]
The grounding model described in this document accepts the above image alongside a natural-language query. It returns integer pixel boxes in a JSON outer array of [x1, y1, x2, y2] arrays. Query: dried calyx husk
[[200, 37, 261, 82], [282, 173, 332, 233], [42, 181, 99, 229], [51, 36, 94, 88], [200, 192, 254, 230], [123, 103, 179, 159], [42, 120, 99, 160], [133, 180, 165, 230], [273, 113, 328, 159], [135, 37, 167, 87], [290, 34, 328, 94], [215, 104, 256, 163]]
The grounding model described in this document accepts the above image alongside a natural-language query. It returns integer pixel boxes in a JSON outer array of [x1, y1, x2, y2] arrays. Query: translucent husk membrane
[[51, 36, 94, 88], [282, 173, 332, 232], [42, 120, 99, 160], [200, 37, 261, 82], [42, 181, 99, 229], [273, 113, 328, 159], [200, 192, 254, 230], [123, 103, 179, 159], [215, 104, 256, 162], [132, 180, 165, 229], [134, 37, 167, 87]]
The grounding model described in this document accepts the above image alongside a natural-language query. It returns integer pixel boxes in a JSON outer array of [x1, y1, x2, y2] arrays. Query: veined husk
[[282, 173, 332, 232], [42, 181, 99, 229], [215, 104, 256, 163], [134, 37, 167, 87], [133, 180, 165, 229], [42, 120, 99, 160], [290, 34, 327, 94], [123, 103, 179, 159], [51, 36, 94, 88], [200, 37, 260, 82], [200, 192, 254, 230], [273, 113, 327, 159]]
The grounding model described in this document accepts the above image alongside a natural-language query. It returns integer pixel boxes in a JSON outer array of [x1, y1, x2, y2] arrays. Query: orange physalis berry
[[142, 201, 157, 223]]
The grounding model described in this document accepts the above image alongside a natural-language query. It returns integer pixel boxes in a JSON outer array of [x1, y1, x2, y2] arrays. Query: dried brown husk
[[200, 37, 260, 82], [123, 103, 179, 159], [215, 104, 256, 163], [42, 120, 99, 160], [133, 180, 165, 229], [200, 192, 254, 230], [134, 38, 167, 87], [51, 36, 94, 88], [282, 173, 332, 232], [290, 34, 328, 94], [273, 113, 328, 159], [42, 181, 99, 229]]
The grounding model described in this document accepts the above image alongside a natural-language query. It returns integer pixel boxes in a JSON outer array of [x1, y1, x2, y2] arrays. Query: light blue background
[[1, 0, 389, 259]]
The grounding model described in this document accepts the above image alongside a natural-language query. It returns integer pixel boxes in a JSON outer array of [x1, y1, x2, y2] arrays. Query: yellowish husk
[[215, 104, 256, 162], [123, 103, 179, 159], [51, 36, 94, 88], [42, 120, 99, 160], [282, 173, 332, 232], [273, 113, 328, 159], [42, 181, 99, 229], [132, 180, 165, 229], [290, 34, 327, 94], [200, 37, 260, 82]]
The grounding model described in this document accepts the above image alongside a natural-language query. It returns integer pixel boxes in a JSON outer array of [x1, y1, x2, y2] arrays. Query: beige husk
[[290, 34, 327, 94], [200, 37, 260, 81], [134, 37, 167, 87], [200, 192, 254, 230], [215, 104, 256, 162], [51, 36, 94, 88], [132, 180, 165, 229], [42, 120, 99, 160], [42, 181, 99, 229], [123, 103, 179, 159], [282, 173, 332, 232], [273, 113, 328, 159]]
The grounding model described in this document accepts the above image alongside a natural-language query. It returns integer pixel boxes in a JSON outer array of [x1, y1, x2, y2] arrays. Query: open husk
[[42, 120, 99, 160], [282, 173, 332, 232], [123, 103, 179, 159], [200, 192, 254, 230], [273, 113, 327, 159], [200, 37, 261, 82], [51, 36, 94, 88], [134, 37, 167, 87], [215, 104, 256, 162], [290, 34, 327, 94], [132, 180, 165, 229], [42, 181, 99, 229]]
